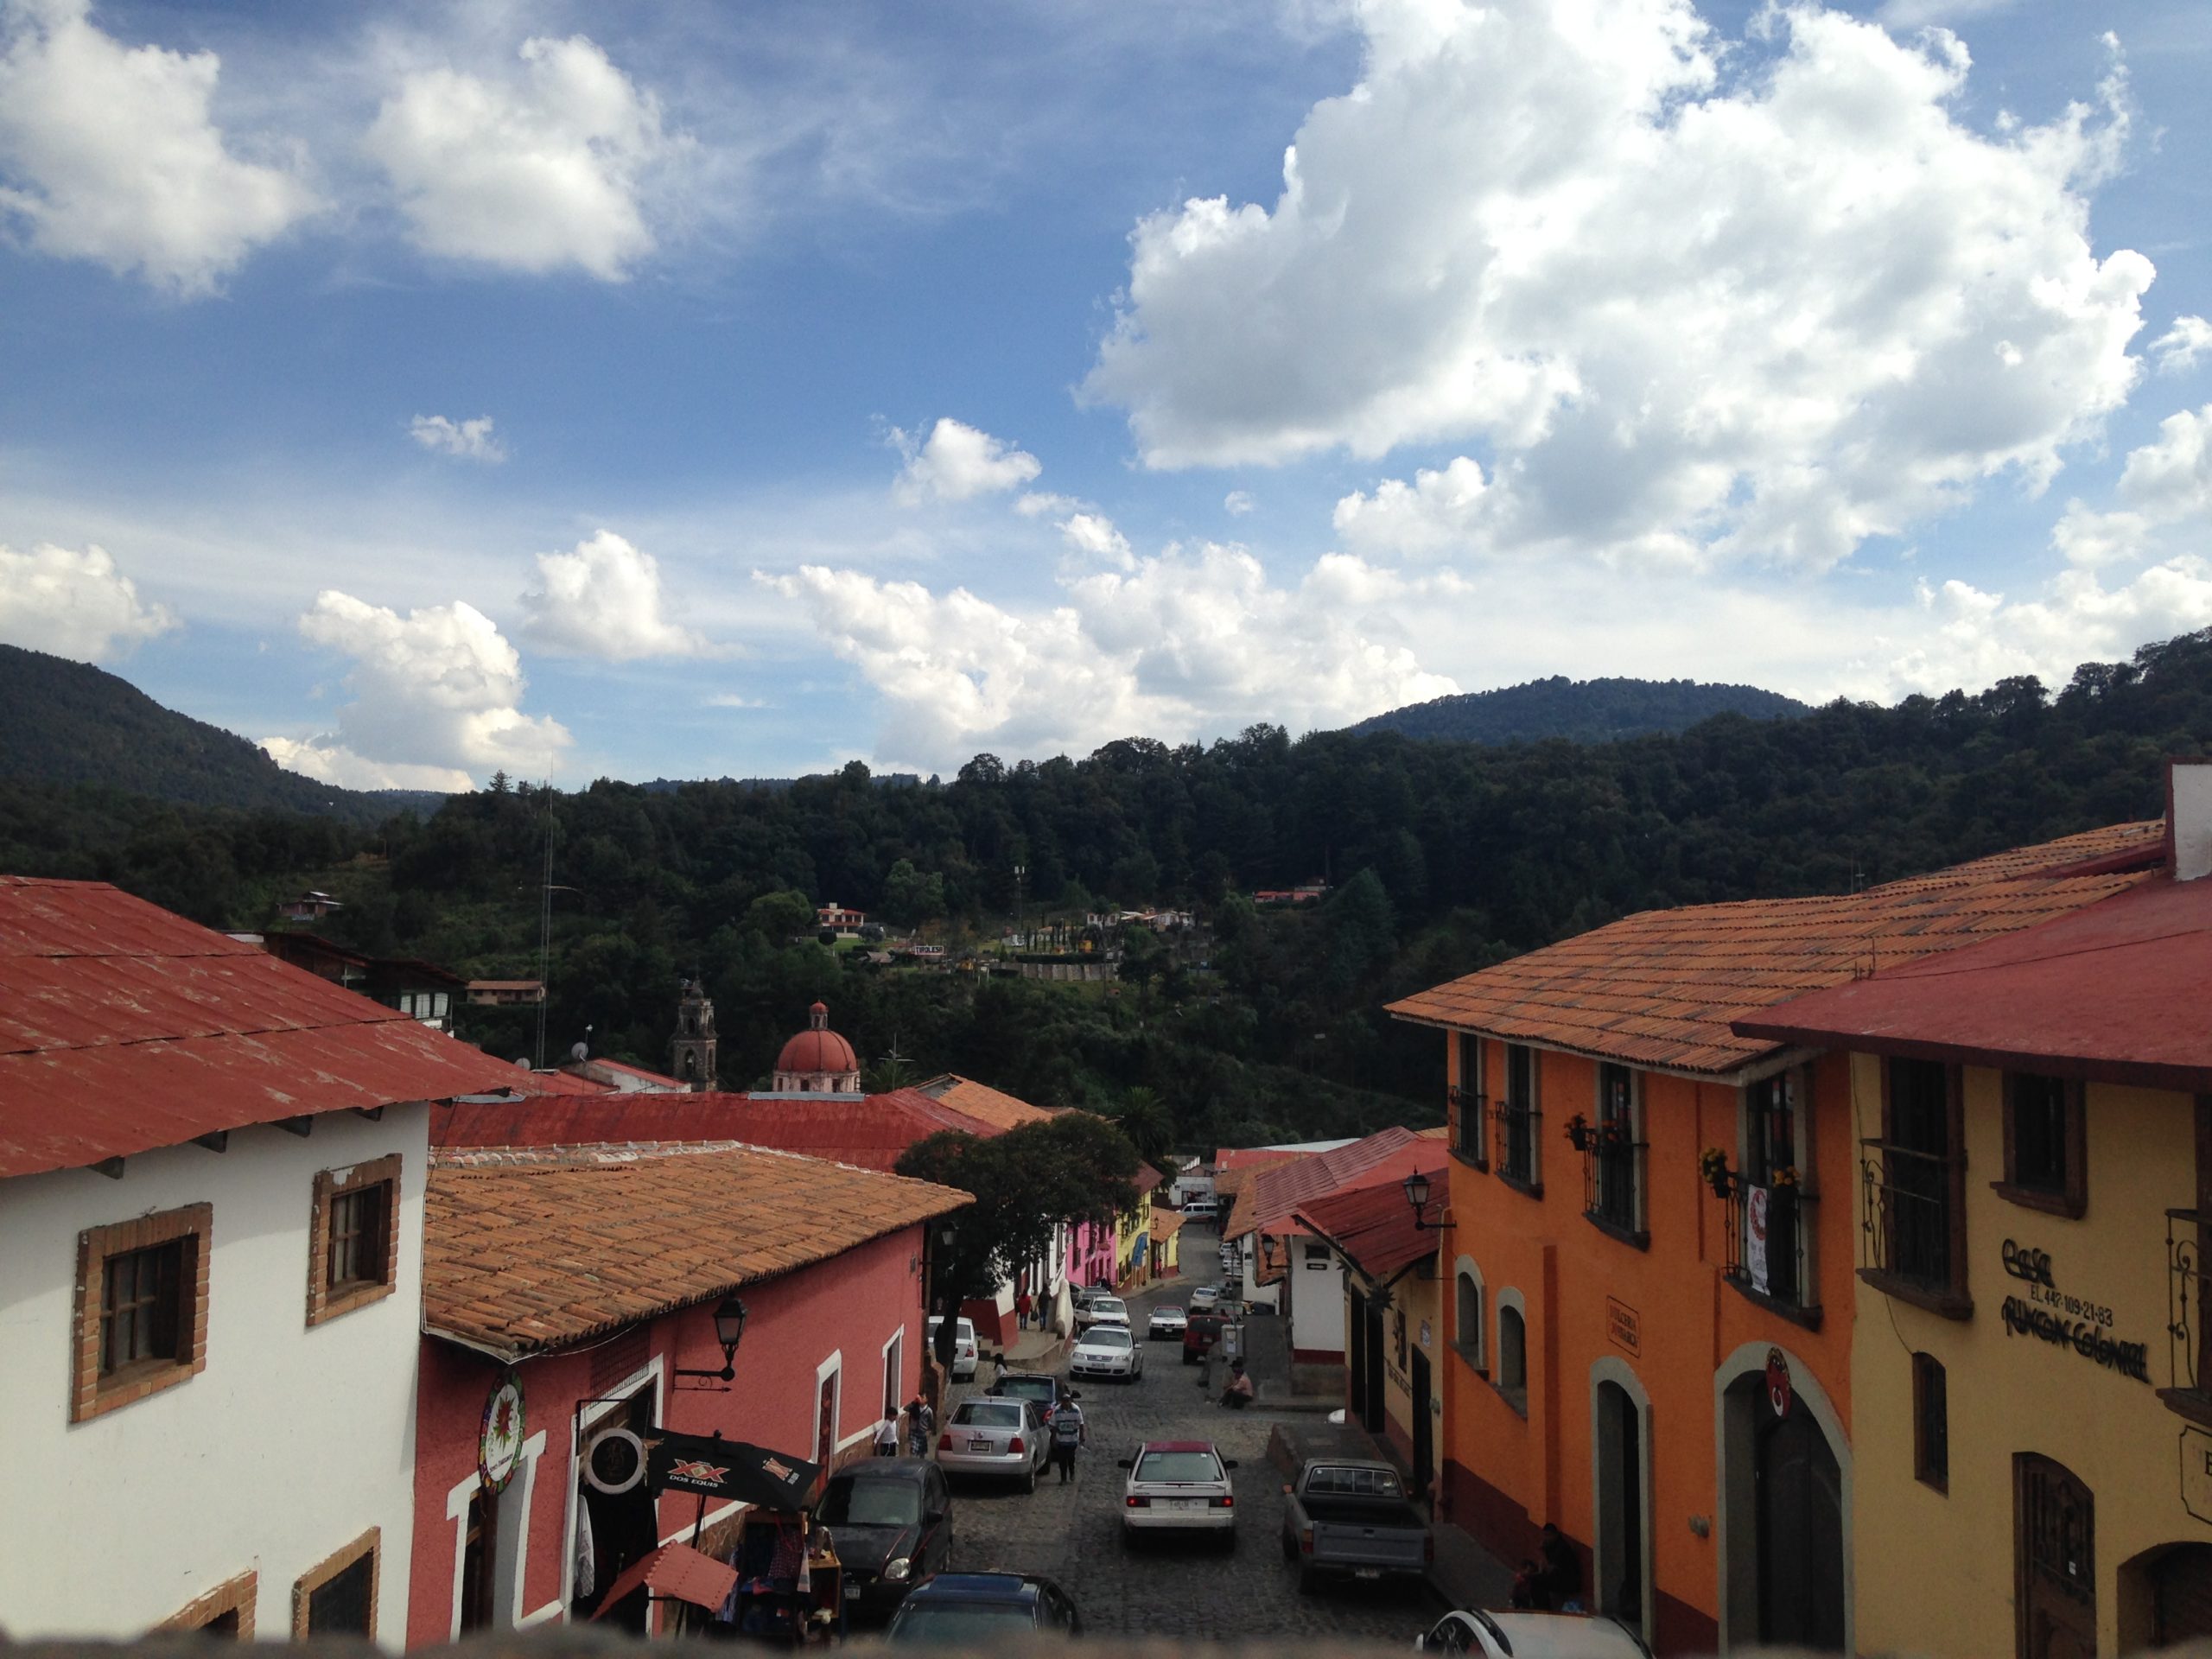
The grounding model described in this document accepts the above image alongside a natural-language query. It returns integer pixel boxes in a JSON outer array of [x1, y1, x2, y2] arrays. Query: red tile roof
[[1734, 874, 2212, 1091], [0, 877, 518, 1179], [432, 1087, 1006, 1169], [423, 1143, 970, 1358], [914, 1073, 1058, 1131], [1385, 821, 2166, 1078], [1294, 1166, 1446, 1284], [1227, 1126, 1436, 1242]]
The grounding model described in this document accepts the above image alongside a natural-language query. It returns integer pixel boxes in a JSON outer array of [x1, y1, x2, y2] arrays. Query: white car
[[1070, 1323, 1144, 1382], [932, 1396, 1048, 1491], [1075, 1294, 1130, 1332], [925, 1315, 979, 1381], [1415, 1611, 1651, 1659], [1189, 1286, 1223, 1313], [1147, 1304, 1188, 1338], [1119, 1440, 1237, 1543]]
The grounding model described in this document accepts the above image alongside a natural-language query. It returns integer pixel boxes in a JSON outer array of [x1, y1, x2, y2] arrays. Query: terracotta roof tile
[[913, 1073, 1058, 1131], [423, 1143, 970, 1358], [1385, 821, 2164, 1077], [1228, 1127, 1437, 1242]]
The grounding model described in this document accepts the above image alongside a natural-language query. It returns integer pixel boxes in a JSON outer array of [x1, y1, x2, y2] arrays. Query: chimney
[[2170, 759, 2212, 881]]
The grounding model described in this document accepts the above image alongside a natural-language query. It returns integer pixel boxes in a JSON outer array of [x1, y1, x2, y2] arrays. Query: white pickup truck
[[1280, 1458, 1432, 1593]]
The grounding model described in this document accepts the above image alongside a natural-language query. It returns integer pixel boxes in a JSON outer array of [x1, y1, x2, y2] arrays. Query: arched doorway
[[2014, 1454, 2095, 1659], [1715, 1343, 1851, 1653], [2149, 1543, 2212, 1645], [1590, 1359, 1651, 1641]]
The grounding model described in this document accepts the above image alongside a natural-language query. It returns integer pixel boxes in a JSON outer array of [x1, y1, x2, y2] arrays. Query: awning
[[647, 1431, 822, 1511], [588, 1543, 739, 1622]]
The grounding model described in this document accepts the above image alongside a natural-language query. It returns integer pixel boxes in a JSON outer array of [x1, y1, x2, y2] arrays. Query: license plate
[[1172, 1498, 1205, 1511], [969, 1438, 995, 1451], [843, 1586, 861, 1600], [1355, 1568, 1383, 1580]]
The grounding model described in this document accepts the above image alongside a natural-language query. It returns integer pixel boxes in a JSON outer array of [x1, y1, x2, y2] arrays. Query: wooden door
[[2151, 1543, 2212, 1645], [2015, 1454, 2096, 1659], [817, 1370, 840, 1465], [1411, 1349, 1434, 1501], [1756, 1408, 1845, 1649]]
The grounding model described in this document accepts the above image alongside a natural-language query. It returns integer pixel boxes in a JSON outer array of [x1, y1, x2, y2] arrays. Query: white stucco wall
[[1288, 1242, 1348, 1356], [0, 1107, 429, 1645]]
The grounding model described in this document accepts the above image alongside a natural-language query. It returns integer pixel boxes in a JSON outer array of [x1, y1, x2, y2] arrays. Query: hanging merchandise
[[573, 1497, 596, 1600]]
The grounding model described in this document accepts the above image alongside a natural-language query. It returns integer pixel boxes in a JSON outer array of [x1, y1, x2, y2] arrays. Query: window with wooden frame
[[1454, 1033, 1489, 1168], [162, 1571, 257, 1637], [882, 1330, 904, 1420], [1861, 1058, 1971, 1318], [1497, 1044, 1541, 1192], [307, 1154, 402, 1326], [1496, 1301, 1529, 1414], [1454, 1269, 1485, 1372], [1996, 1071, 2087, 1218], [1585, 1062, 1644, 1243], [1912, 1351, 1949, 1493], [294, 1529, 378, 1638], [71, 1203, 211, 1423]]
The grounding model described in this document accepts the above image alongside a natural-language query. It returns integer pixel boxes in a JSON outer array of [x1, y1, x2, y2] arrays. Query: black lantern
[[1403, 1169, 1440, 1231], [676, 1294, 749, 1386]]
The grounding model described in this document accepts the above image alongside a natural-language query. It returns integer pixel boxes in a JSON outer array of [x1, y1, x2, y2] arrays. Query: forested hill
[[0, 645, 444, 825], [1347, 675, 1809, 743]]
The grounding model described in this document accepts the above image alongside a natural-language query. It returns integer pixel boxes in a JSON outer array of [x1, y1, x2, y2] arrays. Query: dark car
[[817, 1460, 953, 1622], [884, 1572, 1082, 1644], [988, 1370, 1063, 1417], [1183, 1311, 1230, 1364]]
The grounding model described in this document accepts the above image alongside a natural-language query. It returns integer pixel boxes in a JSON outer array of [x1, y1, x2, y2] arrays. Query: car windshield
[[1154, 1306, 1185, 1318], [1084, 1326, 1133, 1350], [820, 1478, 922, 1528], [952, 1401, 1024, 1428], [1135, 1451, 1221, 1483], [998, 1376, 1057, 1402], [888, 1605, 1035, 1645], [1306, 1465, 1406, 1498], [1092, 1299, 1125, 1316]]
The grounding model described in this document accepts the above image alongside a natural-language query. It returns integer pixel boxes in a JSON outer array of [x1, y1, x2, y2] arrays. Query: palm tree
[[1112, 1086, 1173, 1166]]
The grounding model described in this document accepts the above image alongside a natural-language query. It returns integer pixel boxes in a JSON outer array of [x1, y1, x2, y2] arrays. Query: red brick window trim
[[162, 1569, 257, 1637], [307, 1154, 403, 1327], [293, 1528, 379, 1639], [71, 1202, 212, 1424]]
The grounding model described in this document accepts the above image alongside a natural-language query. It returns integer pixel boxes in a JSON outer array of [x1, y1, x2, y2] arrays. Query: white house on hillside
[[0, 877, 513, 1647]]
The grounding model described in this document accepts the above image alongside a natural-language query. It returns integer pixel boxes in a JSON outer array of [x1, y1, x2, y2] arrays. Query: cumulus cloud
[[0, 0, 318, 294], [273, 590, 571, 789], [0, 541, 176, 660], [1087, 0, 2150, 571], [892, 418, 1043, 504], [1058, 512, 1135, 569], [1224, 490, 1255, 516], [2150, 316, 2212, 376], [1014, 491, 1080, 518], [365, 35, 681, 280], [2050, 404, 2212, 568], [759, 543, 1456, 766], [409, 414, 505, 462], [518, 530, 705, 660]]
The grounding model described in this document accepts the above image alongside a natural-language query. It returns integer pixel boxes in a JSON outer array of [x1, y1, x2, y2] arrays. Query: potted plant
[[1700, 1147, 1734, 1198], [1564, 1113, 1593, 1152]]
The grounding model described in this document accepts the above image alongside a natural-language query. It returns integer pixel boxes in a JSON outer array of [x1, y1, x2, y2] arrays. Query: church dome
[[776, 1001, 858, 1077]]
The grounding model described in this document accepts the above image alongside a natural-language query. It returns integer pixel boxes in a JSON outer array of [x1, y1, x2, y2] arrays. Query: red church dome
[[777, 1001, 858, 1076]]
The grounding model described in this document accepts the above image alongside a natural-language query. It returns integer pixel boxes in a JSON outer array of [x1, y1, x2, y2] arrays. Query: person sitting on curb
[[1219, 1358, 1255, 1409]]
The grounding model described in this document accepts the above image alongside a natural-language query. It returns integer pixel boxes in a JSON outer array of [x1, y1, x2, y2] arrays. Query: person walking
[[873, 1413, 899, 1457], [905, 1395, 935, 1459], [1047, 1389, 1086, 1484], [1015, 1289, 1033, 1332]]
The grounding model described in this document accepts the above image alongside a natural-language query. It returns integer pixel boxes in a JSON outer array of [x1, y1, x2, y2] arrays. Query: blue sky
[[2, 0, 2209, 788]]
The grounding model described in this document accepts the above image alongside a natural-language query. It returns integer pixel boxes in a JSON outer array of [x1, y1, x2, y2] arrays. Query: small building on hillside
[[815, 902, 867, 938], [467, 979, 544, 1007], [276, 889, 346, 921], [409, 1143, 968, 1641], [0, 877, 513, 1645], [260, 931, 467, 1035]]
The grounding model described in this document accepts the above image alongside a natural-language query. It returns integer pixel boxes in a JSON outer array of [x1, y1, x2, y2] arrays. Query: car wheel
[[1021, 1465, 1036, 1495], [1296, 1565, 1317, 1595], [1279, 1531, 1297, 1562]]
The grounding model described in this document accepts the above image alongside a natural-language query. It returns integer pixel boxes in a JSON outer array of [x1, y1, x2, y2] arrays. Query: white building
[[0, 877, 512, 1646]]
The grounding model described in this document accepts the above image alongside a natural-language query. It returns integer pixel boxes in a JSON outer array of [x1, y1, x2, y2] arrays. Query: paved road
[[937, 1243, 1446, 1643]]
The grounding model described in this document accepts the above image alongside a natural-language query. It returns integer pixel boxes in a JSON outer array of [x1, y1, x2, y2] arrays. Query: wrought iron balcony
[[1724, 1179, 1807, 1306], [2169, 1206, 2207, 1402], [1860, 1140, 1955, 1291], [1491, 1097, 1540, 1188], [1448, 1085, 1487, 1166]]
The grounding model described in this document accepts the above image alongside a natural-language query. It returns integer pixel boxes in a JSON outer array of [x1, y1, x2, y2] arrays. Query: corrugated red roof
[[1733, 874, 2212, 1090], [432, 1087, 1007, 1168], [1295, 1166, 1446, 1284], [0, 877, 518, 1179], [1385, 821, 2165, 1077], [1227, 1126, 1436, 1242]]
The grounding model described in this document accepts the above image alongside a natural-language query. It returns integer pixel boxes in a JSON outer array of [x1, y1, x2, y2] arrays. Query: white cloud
[[409, 414, 505, 463], [703, 692, 767, 709], [2150, 316, 2212, 376], [277, 589, 571, 788], [518, 530, 706, 660], [0, 0, 318, 295], [1087, 0, 2150, 572], [759, 543, 1456, 766], [0, 541, 176, 660], [1333, 457, 1497, 560], [892, 417, 1043, 504], [1223, 490, 1255, 516], [1015, 491, 1080, 518], [1878, 0, 2017, 27], [365, 35, 681, 280], [1058, 512, 1135, 570], [2050, 404, 2212, 568]]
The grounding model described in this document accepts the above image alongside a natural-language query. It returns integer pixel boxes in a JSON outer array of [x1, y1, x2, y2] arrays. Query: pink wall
[[1068, 1218, 1115, 1288], [407, 1224, 927, 1646]]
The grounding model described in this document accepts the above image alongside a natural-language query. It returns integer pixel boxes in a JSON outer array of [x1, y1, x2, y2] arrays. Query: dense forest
[[1347, 674, 1809, 744], [7, 629, 2212, 1154]]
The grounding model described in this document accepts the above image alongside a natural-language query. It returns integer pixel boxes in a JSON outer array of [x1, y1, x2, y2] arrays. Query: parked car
[[1281, 1459, 1432, 1593], [1119, 1440, 1238, 1547], [1414, 1610, 1652, 1659], [1183, 1311, 1230, 1364], [1189, 1285, 1224, 1313], [1179, 1198, 1219, 1223], [1070, 1323, 1144, 1382], [987, 1370, 1062, 1418], [925, 1314, 979, 1381], [817, 1459, 953, 1623], [1074, 1294, 1129, 1332], [933, 1396, 1048, 1491], [884, 1572, 1082, 1643], [1147, 1304, 1188, 1338]]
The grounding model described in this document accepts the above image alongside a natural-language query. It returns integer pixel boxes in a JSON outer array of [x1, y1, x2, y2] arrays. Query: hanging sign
[[584, 1427, 647, 1495], [1764, 1346, 1793, 1420], [647, 1432, 822, 1510], [1745, 1186, 1771, 1295], [478, 1375, 526, 1493], [1997, 1237, 2151, 1383]]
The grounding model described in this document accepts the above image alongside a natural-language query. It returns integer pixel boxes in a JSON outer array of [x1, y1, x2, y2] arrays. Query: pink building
[[405, 1143, 966, 1643]]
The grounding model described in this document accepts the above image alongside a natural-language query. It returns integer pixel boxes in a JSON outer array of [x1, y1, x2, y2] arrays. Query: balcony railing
[[2171, 1206, 2208, 1396], [1450, 1087, 1487, 1166], [1493, 1098, 1540, 1186], [1861, 1140, 1955, 1289], [1724, 1180, 1806, 1306], [1578, 1129, 1645, 1234]]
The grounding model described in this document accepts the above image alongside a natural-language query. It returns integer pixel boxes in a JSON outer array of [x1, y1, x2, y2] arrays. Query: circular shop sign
[[479, 1375, 527, 1492], [1764, 1346, 1794, 1420], [585, 1427, 647, 1496]]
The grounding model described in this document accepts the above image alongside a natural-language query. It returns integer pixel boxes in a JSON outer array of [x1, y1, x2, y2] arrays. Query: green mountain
[[0, 643, 445, 824], [1346, 674, 1809, 744]]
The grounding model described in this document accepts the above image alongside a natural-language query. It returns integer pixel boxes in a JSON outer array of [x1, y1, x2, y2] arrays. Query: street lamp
[[1403, 1169, 1442, 1232], [675, 1294, 748, 1386]]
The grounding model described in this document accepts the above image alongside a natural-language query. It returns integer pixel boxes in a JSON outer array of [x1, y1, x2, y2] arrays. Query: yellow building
[[1740, 778, 2212, 1656]]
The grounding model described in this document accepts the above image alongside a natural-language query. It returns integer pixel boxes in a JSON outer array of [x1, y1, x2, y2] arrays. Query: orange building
[[1388, 819, 2163, 1654]]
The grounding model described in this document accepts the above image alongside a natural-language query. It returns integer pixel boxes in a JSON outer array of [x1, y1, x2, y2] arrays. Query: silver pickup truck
[[1280, 1458, 1432, 1592]]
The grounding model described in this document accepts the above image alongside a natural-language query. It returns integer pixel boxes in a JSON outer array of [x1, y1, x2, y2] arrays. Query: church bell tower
[[671, 978, 718, 1092]]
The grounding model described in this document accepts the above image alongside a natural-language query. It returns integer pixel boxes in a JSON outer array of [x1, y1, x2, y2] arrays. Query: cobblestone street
[[937, 1245, 1447, 1643]]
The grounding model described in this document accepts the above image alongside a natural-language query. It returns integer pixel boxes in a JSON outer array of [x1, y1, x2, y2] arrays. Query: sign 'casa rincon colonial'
[[1997, 1236, 2151, 1383]]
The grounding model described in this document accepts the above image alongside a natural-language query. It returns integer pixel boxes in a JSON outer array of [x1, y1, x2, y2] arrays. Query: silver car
[[932, 1396, 1048, 1491]]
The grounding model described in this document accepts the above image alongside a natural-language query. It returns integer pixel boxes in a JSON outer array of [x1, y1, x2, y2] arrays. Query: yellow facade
[[1853, 1057, 2212, 1657]]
